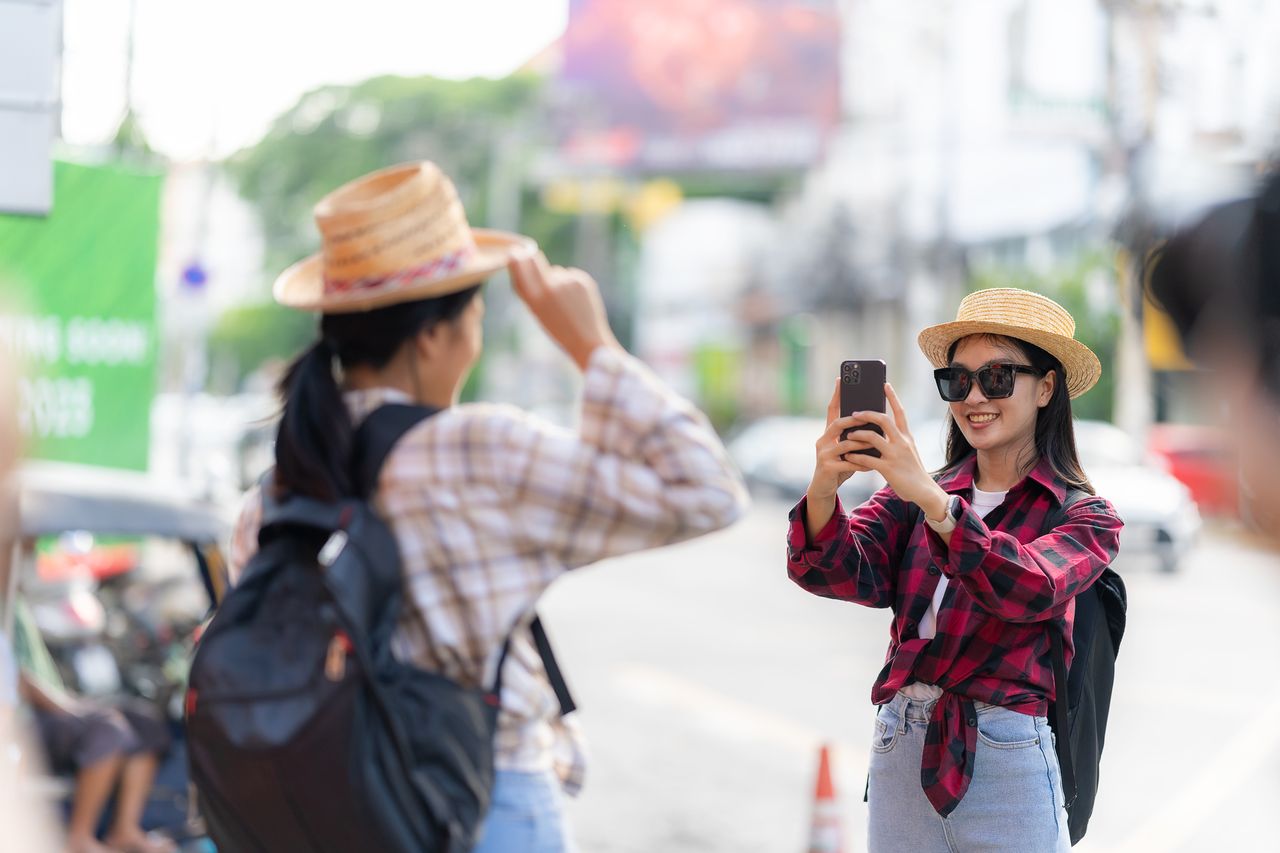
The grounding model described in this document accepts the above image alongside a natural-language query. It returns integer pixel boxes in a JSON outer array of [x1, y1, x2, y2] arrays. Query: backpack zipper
[[325, 630, 353, 681], [318, 530, 349, 567]]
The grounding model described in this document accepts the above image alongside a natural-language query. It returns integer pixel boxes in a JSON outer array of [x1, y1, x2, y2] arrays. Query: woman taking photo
[[786, 288, 1122, 852], [228, 161, 748, 852]]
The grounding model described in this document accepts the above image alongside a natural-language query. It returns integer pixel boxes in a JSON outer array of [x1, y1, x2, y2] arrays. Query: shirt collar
[[935, 453, 1068, 504], [343, 386, 415, 423]]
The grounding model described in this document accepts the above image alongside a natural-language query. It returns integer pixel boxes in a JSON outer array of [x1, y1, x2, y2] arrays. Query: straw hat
[[273, 161, 535, 313], [917, 288, 1101, 398]]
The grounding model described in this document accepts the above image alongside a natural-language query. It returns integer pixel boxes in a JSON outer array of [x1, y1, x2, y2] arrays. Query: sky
[[60, 0, 569, 160]]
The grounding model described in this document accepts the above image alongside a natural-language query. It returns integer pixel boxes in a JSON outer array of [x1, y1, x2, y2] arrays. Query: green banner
[[0, 161, 162, 471]]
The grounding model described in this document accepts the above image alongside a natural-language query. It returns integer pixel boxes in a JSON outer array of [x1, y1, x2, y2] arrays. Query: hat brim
[[917, 320, 1101, 399], [273, 229, 536, 314]]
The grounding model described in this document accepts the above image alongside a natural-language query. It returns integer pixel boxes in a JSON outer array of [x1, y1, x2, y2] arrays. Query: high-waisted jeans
[[867, 691, 1072, 853]]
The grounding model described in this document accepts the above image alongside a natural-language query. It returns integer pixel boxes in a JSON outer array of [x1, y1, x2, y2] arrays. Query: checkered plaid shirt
[[786, 455, 1122, 816], [230, 347, 748, 794]]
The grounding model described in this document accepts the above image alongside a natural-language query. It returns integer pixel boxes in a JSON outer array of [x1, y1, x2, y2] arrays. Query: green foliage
[[208, 300, 315, 390], [967, 249, 1121, 422], [218, 73, 546, 385], [226, 73, 545, 277]]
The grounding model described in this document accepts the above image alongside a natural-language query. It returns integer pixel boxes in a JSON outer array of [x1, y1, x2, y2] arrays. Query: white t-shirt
[[901, 486, 1007, 701]]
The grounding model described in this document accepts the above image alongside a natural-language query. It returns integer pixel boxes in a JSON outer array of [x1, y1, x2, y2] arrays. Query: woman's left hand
[[844, 383, 948, 517]]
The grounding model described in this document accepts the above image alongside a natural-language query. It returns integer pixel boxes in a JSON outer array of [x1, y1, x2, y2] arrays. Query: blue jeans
[[471, 769, 577, 853], [867, 692, 1071, 853]]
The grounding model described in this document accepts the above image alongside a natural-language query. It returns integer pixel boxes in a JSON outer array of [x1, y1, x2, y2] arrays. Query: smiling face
[[947, 335, 1055, 462]]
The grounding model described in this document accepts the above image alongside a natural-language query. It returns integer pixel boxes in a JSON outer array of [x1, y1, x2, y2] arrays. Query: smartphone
[[839, 359, 887, 457]]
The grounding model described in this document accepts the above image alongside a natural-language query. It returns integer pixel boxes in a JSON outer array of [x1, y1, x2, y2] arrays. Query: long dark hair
[[940, 333, 1094, 495], [273, 284, 482, 501]]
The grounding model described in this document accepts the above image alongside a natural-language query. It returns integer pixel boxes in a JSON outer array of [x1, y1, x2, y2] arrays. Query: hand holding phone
[[839, 359, 887, 457]]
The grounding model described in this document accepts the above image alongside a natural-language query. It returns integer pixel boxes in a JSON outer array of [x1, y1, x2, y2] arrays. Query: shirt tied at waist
[[872, 636, 1045, 817]]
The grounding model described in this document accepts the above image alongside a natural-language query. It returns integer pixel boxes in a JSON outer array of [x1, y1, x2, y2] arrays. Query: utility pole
[[1103, 0, 1160, 438]]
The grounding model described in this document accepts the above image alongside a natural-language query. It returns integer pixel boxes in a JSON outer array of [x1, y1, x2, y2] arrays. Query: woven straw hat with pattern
[[274, 161, 535, 314], [917, 288, 1101, 399]]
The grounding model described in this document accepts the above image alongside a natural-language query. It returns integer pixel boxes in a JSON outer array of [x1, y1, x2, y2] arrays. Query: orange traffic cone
[[807, 743, 845, 853]]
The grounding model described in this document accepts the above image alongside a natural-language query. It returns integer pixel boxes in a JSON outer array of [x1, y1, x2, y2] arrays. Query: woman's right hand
[[509, 251, 621, 370], [805, 380, 875, 536]]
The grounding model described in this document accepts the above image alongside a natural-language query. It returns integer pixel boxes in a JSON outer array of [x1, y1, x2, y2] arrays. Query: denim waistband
[[882, 690, 1014, 723]]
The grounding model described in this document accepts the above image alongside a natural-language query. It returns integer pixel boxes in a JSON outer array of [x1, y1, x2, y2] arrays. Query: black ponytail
[[273, 284, 482, 500], [273, 338, 354, 501]]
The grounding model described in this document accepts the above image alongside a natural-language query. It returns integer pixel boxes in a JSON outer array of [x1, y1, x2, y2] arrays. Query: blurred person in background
[[1, 359, 62, 853], [1147, 168, 1280, 542], [786, 289, 1122, 852], [228, 161, 748, 851], [13, 603, 175, 853], [0, 349, 173, 853]]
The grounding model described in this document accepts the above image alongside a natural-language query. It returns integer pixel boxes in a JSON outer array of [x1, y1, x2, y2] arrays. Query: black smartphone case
[[839, 359, 887, 457]]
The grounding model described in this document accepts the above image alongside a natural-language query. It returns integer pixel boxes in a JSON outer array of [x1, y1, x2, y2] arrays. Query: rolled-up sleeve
[[929, 495, 1122, 622], [785, 485, 908, 608]]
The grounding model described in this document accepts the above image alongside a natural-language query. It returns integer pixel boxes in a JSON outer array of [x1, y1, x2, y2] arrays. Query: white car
[[727, 416, 882, 508], [1073, 419, 1201, 573]]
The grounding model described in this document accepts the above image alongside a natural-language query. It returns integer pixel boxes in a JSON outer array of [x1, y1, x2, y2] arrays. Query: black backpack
[[185, 404, 575, 853], [1044, 489, 1127, 846]]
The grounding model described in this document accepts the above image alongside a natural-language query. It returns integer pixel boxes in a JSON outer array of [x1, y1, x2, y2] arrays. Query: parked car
[[728, 416, 883, 508], [1, 461, 232, 848], [1146, 423, 1238, 517], [1075, 420, 1201, 573]]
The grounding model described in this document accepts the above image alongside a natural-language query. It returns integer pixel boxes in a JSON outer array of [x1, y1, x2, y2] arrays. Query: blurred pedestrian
[[0, 359, 62, 853], [227, 161, 748, 851], [787, 289, 1123, 851], [1147, 168, 1280, 541], [13, 599, 175, 853]]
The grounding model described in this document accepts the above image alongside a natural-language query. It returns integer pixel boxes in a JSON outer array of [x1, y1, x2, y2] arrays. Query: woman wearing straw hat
[[227, 161, 748, 851], [786, 288, 1123, 851]]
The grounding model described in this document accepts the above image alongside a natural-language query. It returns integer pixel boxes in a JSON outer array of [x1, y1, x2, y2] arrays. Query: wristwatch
[[926, 494, 961, 535]]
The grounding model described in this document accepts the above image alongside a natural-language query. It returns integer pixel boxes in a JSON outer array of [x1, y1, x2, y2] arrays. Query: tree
[[207, 300, 315, 392], [226, 73, 545, 277], [214, 73, 546, 387]]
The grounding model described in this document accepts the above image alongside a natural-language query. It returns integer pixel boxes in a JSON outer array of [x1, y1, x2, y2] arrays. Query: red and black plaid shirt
[[786, 455, 1123, 816]]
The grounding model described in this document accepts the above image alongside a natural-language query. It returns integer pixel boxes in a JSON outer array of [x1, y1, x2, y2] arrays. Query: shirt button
[[928, 565, 941, 576], [967, 717, 976, 727], [906, 620, 916, 632]]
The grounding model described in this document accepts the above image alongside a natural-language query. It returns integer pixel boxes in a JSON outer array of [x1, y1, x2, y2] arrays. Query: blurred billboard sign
[[0, 0, 61, 216], [558, 0, 841, 174], [0, 162, 162, 471]]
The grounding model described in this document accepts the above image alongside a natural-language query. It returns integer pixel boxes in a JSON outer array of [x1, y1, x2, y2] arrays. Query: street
[[543, 496, 1280, 852]]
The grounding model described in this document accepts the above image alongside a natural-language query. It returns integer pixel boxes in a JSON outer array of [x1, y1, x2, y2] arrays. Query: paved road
[[540, 497, 1280, 852]]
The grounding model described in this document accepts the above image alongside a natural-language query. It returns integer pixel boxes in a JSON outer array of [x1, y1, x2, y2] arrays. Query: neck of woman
[[973, 442, 1038, 492], [342, 352, 456, 410]]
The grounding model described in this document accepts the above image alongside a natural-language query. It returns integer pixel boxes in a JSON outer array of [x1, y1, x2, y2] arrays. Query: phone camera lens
[[852, 371, 861, 383]]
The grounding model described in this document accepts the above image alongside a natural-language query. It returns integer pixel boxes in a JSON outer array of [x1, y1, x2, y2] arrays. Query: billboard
[[558, 0, 841, 173], [0, 161, 162, 471], [0, 0, 61, 216]]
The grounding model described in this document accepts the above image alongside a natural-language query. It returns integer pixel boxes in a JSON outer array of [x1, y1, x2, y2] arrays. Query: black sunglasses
[[933, 363, 1045, 402]]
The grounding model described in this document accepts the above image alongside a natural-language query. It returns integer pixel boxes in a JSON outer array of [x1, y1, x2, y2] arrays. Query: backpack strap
[[349, 404, 578, 717], [531, 616, 577, 715], [350, 403, 440, 498], [487, 615, 577, 717], [1048, 617, 1075, 807], [1044, 486, 1089, 809]]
